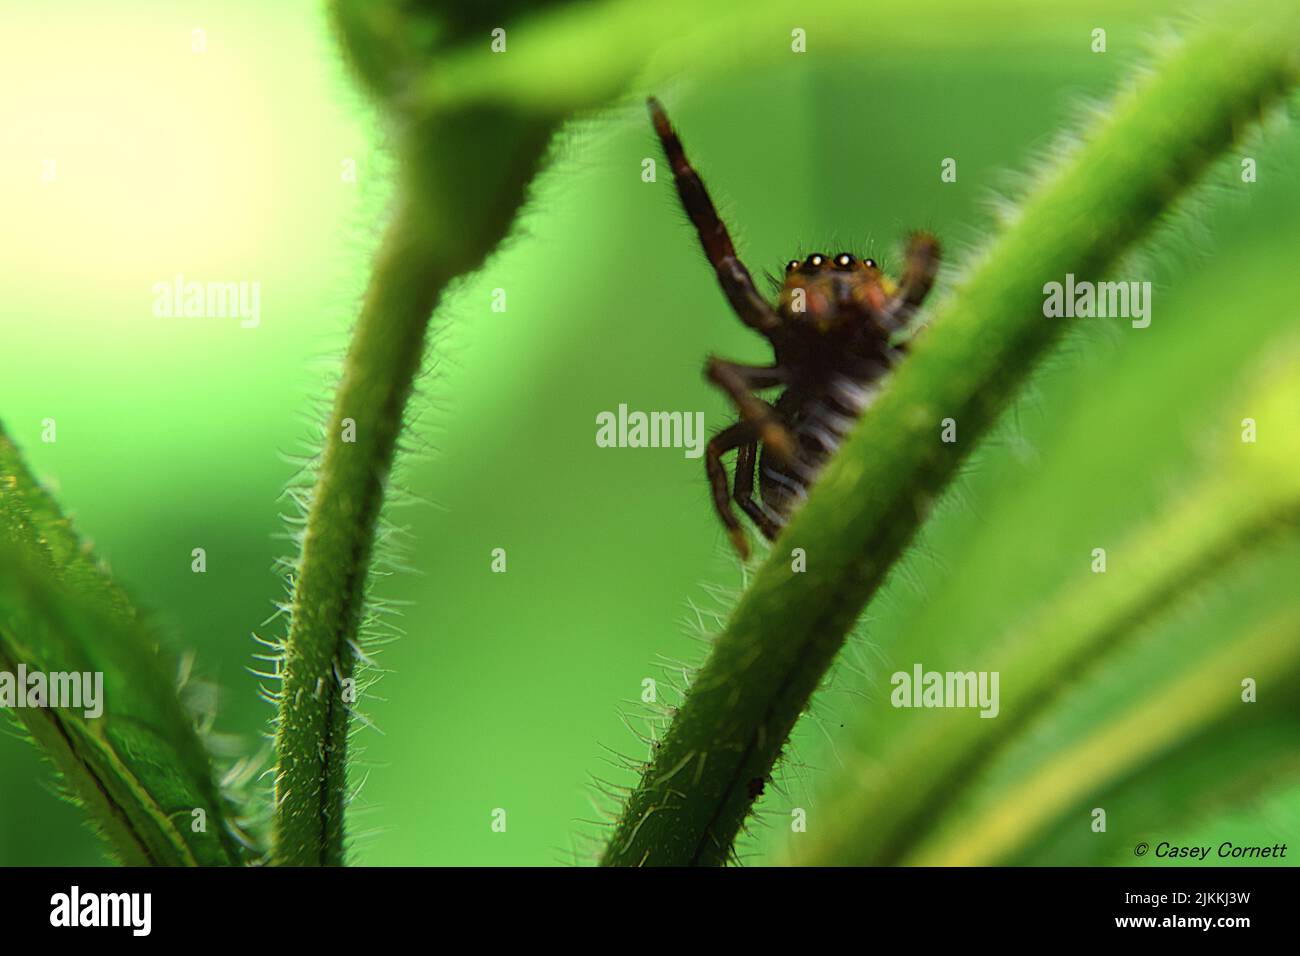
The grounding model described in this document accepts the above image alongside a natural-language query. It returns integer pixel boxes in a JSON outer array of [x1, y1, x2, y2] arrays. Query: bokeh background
[[1, 0, 1296, 865]]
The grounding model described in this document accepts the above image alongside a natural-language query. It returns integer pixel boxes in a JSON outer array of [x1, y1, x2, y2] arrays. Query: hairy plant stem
[[270, 205, 442, 866], [793, 354, 1300, 864], [601, 5, 1300, 866], [269, 41, 559, 860]]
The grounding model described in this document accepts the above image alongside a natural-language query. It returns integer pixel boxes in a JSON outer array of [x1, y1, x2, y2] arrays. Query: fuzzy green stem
[[270, 205, 442, 866], [601, 5, 1300, 866], [272, 8, 560, 864], [793, 353, 1300, 864]]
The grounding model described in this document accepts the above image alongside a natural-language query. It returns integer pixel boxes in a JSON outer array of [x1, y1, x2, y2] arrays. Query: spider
[[648, 96, 941, 560]]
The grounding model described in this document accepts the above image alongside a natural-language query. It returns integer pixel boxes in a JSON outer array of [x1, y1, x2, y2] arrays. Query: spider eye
[[863, 258, 878, 269], [834, 253, 855, 268], [806, 253, 826, 268], [786, 259, 800, 273]]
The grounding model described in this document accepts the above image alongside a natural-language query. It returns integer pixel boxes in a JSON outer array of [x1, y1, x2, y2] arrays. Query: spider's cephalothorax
[[648, 96, 941, 559]]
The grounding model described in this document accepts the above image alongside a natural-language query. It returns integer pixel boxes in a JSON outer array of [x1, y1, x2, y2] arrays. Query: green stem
[[270, 205, 443, 866], [793, 354, 1300, 863], [272, 6, 561, 865], [601, 4, 1300, 866]]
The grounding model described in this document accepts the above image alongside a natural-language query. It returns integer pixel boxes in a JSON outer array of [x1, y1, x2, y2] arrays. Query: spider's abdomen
[[758, 371, 885, 525]]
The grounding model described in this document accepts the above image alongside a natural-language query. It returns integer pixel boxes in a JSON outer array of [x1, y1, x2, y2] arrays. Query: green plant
[[601, 3, 1300, 865], [2, 0, 1297, 867], [0, 430, 246, 866]]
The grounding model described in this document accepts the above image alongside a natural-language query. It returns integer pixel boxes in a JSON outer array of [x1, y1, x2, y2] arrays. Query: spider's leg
[[704, 356, 794, 461], [706, 421, 757, 560], [733, 441, 781, 541], [880, 232, 941, 331], [648, 97, 780, 335]]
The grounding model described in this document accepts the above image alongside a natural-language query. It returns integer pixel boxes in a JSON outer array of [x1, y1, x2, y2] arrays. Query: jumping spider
[[647, 97, 941, 559]]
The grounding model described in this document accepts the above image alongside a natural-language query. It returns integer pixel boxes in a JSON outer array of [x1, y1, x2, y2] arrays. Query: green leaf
[[906, 606, 1300, 865], [0, 428, 245, 866]]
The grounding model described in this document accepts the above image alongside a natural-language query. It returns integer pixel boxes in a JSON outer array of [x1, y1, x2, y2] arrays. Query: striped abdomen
[[758, 368, 887, 528]]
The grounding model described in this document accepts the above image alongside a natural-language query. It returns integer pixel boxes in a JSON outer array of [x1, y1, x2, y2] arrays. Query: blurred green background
[[1, 0, 1296, 865]]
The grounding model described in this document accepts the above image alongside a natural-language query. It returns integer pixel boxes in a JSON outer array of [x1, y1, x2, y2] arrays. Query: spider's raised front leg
[[880, 232, 941, 332], [704, 357, 794, 461], [705, 421, 758, 559], [648, 97, 780, 336]]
